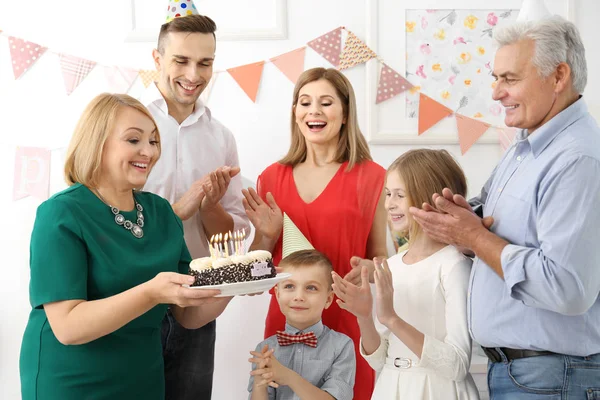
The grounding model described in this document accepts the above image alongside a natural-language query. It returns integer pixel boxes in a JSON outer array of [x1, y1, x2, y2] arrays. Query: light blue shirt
[[247, 321, 355, 400], [468, 98, 600, 356]]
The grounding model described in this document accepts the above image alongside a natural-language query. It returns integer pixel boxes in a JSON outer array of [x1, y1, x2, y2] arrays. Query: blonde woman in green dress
[[19, 93, 231, 400]]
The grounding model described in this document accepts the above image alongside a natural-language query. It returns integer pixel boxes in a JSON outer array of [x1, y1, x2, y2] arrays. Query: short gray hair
[[494, 15, 587, 94]]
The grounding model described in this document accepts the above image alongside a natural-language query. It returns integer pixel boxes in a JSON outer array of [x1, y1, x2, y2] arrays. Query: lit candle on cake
[[234, 231, 239, 255], [218, 233, 223, 257], [208, 235, 215, 259], [223, 232, 230, 257], [242, 228, 247, 255]]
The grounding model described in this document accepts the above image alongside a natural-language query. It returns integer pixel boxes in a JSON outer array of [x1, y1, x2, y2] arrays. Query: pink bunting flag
[[418, 93, 454, 135], [270, 47, 306, 84], [497, 127, 518, 152], [13, 147, 51, 201], [307, 27, 343, 67], [455, 114, 491, 154], [8, 37, 47, 79], [227, 61, 265, 103], [104, 66, 139, 92], [59, 54, 96, 95], [338, 31, 378, 70], [376, 63, 413, 104]]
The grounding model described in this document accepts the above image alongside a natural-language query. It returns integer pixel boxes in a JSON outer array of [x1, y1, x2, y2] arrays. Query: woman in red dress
[[243, 67, 388, 400]]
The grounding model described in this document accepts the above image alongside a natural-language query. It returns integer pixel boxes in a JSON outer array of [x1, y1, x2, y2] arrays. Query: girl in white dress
[[332, 149, 480, 400]]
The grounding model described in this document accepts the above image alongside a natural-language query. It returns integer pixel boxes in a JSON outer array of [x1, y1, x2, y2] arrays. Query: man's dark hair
[[157, 15, 217, 54]]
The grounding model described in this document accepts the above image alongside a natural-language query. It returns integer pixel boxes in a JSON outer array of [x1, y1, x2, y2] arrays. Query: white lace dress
[[361, 246, 480, 400]]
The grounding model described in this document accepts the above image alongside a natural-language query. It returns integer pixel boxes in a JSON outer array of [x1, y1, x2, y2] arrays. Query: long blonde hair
[[64, 93, 161, 187], [279, 68, 372, 170], [387, 149, 467, 242]]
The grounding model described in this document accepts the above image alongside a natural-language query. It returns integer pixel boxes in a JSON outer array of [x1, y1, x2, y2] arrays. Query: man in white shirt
[[141, 12, 249, 400]]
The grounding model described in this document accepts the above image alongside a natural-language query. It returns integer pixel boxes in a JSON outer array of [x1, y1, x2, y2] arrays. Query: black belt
[[482, 346, 555, 363]]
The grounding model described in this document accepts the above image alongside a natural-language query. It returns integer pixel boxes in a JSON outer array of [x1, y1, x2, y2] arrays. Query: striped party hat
[[166, 0, 199, 23], [282, 213, 314, 258]]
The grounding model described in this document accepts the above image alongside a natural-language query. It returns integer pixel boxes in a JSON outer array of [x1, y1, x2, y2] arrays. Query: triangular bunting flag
[[270, 47, 306, 84], [59, 54, 96, 95], [199, 73, 218, 105], [139, 70, 160, 88], [497, 127, 518, 152], [104, 66, 139, 92], [376, 63, 413, 104], [282, 213, 314, 259], [307, 27, 342, 67], [227, 61, 265, 103], [418, 93, 454, 135], [339, 31, 377, 70], [455, 114, 491, 154], [8, 37, 47, 80]]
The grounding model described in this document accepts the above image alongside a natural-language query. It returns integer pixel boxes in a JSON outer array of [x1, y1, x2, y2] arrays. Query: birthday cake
[[189, 231, 276, 286]]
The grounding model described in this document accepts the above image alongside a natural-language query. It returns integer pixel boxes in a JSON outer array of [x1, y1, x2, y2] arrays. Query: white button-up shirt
[[141, 83, 249, 259]]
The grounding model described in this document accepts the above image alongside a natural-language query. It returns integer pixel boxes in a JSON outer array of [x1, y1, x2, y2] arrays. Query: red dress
[[257, 160, 386, 400]]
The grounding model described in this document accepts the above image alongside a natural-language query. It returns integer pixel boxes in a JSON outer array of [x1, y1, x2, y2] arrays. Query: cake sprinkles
[[189, 230, 276, 286]]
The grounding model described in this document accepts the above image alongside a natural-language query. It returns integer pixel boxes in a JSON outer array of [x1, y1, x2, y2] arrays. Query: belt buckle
[[393, 357, 412, 369]]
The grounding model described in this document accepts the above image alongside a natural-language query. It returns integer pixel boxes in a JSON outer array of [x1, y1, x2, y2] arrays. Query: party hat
[[517, 0, 551, 22], [166, 0, 199, 23], [282, 213, 314, 258]]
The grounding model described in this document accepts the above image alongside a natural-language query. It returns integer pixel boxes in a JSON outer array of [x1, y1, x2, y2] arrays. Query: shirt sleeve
[[221, 126, 250, 233], [320, 336, 356, 400], [502, 155, 600, 316], [29, 198, 88, 309], [359, 317, 390, 373], [418, 258, 473, 381]]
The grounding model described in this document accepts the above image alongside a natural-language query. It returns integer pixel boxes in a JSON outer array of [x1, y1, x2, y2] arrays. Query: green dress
[[20, 183, 191, 400]]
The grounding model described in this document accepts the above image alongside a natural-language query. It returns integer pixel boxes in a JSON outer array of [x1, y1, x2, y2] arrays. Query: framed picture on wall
[[124, 0, 288, 42], [363, 0, 574, 144]]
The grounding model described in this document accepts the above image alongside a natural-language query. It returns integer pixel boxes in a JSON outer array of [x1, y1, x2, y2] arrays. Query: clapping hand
[[201, 166, 241, 211], [249, 345, 292, 388], [332, 266, 373, 321], [242, 188, 283, 242], [373, 257, 398, 327], [344, 256, 375, 285]]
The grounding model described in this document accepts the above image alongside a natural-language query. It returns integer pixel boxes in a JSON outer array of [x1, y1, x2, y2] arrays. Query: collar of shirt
[[524, 96, 587, 158], [284, 320, 325, 339], [140, 82, 212, 127]]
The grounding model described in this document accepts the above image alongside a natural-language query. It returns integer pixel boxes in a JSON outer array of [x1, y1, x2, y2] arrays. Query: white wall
[[0, 1, 598, 399]]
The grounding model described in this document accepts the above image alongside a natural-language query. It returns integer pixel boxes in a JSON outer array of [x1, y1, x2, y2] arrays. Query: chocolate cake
[[189, 250, 276, 286]]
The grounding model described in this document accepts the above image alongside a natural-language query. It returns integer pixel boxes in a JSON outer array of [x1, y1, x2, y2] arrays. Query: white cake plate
[[184, 273, 292, 297]]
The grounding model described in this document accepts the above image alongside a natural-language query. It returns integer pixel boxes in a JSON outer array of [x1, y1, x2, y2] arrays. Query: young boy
[[248, 249, 356, 400]]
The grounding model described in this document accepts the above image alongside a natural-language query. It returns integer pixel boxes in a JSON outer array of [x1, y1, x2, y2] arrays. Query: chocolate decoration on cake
[[189, 229, 275, 286]]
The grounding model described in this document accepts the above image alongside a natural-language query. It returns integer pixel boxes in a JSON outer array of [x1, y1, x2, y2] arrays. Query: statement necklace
[[95, 190, 145, 239]]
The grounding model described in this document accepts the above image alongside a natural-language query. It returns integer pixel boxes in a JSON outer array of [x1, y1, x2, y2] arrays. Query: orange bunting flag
[[455, 114, 491, 154], [418, 93, 454, 135], [497, 127, 518, 152], [270, 47, 306, 84], [9, 37, 47, 80], [227, 61, 265, 103], [139, 70, 160, 88], [376, 63, 413, 104], [307, 27, 343, 67], [339, 31, 377, 70]]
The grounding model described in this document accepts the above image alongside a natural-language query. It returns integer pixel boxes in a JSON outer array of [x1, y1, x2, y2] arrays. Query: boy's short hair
[[279, 249, 334, 288]]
